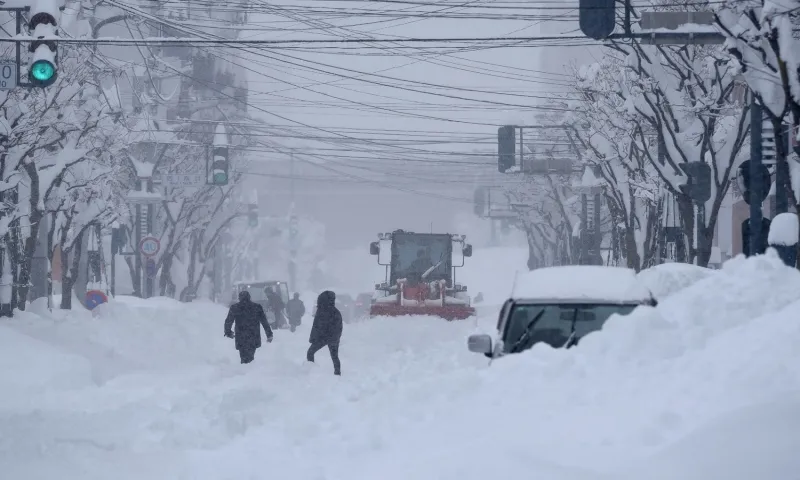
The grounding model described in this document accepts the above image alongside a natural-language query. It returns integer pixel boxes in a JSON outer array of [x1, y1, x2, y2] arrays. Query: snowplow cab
[[369, 230, 474, 320]]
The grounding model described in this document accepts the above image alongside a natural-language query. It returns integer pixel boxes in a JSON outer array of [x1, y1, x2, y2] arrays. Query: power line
[[1, 33, 592, 46]]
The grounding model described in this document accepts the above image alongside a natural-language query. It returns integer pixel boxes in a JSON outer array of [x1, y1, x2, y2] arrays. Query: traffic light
[[678, 161, 711, 203], [737, 160, 771, 206], [498, 125, 515, 173], [211, 145, 229, 186], [247, 204, 258, 227], [579, 0, 616, 40], [28, 0, 59, 88]]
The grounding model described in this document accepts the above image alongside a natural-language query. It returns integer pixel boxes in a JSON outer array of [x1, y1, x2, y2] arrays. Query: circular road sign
[[139, 236, 161, 257], [85, 290, 108, 310]]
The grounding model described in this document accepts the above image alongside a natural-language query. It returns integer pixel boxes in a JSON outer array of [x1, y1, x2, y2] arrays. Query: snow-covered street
[[2, 249, 800, 480]]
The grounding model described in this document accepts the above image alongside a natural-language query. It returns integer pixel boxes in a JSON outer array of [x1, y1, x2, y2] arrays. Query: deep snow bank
[[345, 251, 800, 479], [2, 252, 799, 480], [637, 262, 716, 299]]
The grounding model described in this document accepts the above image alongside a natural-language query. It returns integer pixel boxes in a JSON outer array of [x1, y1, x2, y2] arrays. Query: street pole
[[775, 123, 789, 215], [289, 151, 297, 291], [750, 98, 764, 256], [290, 150, 295, 202]]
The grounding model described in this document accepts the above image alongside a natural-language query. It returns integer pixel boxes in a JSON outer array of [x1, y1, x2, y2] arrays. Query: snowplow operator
[[408, 249, 433, 283]]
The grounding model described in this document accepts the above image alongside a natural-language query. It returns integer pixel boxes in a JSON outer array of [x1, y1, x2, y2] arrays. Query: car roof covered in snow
[[511, 265, 653, 304]]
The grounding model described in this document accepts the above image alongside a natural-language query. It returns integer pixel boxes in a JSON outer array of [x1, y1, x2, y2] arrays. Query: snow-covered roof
[[511, 265, 653, 304]]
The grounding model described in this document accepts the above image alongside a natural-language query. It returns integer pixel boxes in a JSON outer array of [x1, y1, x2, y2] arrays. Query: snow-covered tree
[[716, 0, 800, 127], [716, 0, 800, 256], [582, 32, 750, 266], [504, 172, 580, 269], [0, 40, 130, 311], [571, 59, 665, 271]]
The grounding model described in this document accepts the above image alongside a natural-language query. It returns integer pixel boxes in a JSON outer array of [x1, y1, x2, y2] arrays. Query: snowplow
[[369, 230, 475, 320]]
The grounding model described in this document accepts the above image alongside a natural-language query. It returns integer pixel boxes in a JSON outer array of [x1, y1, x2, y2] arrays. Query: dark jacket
[[266, 290, 285, 313], [286, 298, 305, 325], [309, 291, 343, 345], [225, 299, 273, 351]]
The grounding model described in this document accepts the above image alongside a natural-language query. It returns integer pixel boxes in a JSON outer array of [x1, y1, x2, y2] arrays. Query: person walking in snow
[[286, 292, 306, 333], [307, 290, 342, 375], [224, 290, 274, 364], [265, 286, 287, 329]]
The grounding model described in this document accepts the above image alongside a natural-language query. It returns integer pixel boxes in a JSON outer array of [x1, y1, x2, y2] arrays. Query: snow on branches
[[0, 42, 131, 310], [715, 0, 800, 121], [569, 22, 749, 266]]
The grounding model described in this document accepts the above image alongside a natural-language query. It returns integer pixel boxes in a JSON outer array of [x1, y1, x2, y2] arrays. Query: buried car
[[468, 266, 657, 358]]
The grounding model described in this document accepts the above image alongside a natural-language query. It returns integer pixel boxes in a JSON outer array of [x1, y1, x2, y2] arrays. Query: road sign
[[139, 236, 160, 256], [0, 62, 17, 90], [145, 258, 158, 279], [162, 173, 205, 187], [85, 290, 108, 310], [737, 160, 771, 205]]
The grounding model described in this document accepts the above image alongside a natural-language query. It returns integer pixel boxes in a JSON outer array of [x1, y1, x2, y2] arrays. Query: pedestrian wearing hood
[[224, 290, 274, 364], [307, 290, 342, 375], [286, 292, 306, 333]]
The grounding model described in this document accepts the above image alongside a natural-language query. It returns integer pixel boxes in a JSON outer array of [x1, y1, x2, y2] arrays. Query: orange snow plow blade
[[369, 303, 475, 321]]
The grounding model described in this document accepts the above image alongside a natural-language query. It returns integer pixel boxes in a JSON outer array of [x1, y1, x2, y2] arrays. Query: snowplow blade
[[369, 304, 475, 321]]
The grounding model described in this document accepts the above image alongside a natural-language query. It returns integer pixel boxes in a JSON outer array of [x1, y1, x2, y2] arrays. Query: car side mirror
[[463, 244, 473, 257], [370, 242, 379, 255], [467, 333, 493, 358]]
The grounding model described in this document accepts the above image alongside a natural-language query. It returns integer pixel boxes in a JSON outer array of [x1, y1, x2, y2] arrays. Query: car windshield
[[502, 303, 638, 353], [338, 294, 353, 303]]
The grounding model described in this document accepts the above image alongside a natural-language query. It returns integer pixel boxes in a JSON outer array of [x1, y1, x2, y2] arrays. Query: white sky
[[236, 0, 602, 248]]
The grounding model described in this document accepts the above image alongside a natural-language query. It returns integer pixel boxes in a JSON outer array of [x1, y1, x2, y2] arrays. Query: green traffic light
[[30, 60, 56, 84], [213, 172, 228, 185]]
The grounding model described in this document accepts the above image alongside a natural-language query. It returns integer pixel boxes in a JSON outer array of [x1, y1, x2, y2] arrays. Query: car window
[[338, 294, 354, 303], [502, 303, 638, 353]]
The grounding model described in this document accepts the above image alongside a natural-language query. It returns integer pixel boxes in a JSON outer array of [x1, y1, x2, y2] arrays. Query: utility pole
[[290, 150, 295, 202], [749, 99, 766, 255], [288, 151, 298, 291]]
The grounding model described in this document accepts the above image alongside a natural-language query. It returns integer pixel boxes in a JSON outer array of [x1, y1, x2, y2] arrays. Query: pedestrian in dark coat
[[286, 292, 306, 333], [266, 287, 287, 328], [224, 290, 274, 364], [307, 290, 342, 375]]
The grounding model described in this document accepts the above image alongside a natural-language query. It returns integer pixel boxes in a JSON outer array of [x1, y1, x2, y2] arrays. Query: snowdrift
[[637, 262, 716, 299], [1, 252, 799, 480]]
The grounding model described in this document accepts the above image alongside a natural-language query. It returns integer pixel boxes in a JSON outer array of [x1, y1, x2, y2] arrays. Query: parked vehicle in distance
[[354, 293, 373, 318], [468, 266, 656, 359], [231, 281, 290, 328], [312, 291, 356, 323], [337, 293, 355, 323]]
